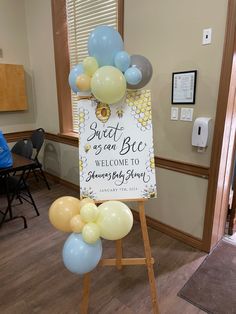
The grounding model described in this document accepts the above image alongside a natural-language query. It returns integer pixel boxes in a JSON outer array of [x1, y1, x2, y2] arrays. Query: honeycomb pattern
[[146, 147, 155, 173], [126, 90, 152, 131], [78, 107, 89, 134], [79, 156, 87, 181]]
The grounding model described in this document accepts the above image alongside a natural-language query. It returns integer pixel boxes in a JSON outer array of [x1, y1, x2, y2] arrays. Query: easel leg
[[116, 239, 123, 270], [80, 272, 91, 314], [139, 202, 160, 314]]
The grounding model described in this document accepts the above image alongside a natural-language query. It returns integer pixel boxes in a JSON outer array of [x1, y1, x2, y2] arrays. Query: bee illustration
[[84, 144, 91, 153], [95, 103, 111, 123], [142, 185, 157, 199], [116, 108, 124, 118], [149, 191, 156, 198]]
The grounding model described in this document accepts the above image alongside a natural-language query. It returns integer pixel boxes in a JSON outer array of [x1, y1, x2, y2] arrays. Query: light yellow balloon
[[83, 56, 98, 77], [82, 222, 100, 244], [49, 196, 81, 232], [80, 198, 95, 208], [91, 66, 126, 104], [76, 74, 91, 91], [80, 203, 99, 223], [70, 214, 85, 233], [96, 201, 133, 240]]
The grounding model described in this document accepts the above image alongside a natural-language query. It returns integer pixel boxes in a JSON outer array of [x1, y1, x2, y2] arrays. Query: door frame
[[202, 0, 236, 251]]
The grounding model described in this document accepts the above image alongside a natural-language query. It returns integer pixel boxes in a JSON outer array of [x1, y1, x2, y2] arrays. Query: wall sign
[[171, 70, 197, 104], [78, 90, 157, 201]]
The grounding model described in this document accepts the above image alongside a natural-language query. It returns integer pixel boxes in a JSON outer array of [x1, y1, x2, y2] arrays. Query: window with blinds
[[66, 0, 119, 132]]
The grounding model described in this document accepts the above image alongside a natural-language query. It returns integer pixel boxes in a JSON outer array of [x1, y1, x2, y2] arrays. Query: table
[[0, 153, 38, 229]]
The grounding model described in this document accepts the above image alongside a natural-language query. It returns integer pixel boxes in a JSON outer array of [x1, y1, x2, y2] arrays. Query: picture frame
[[171, 70, 197, 104]]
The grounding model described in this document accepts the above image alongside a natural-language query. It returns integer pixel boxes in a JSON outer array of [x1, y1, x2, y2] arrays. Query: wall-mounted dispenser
[[192, 117, 212, 150]]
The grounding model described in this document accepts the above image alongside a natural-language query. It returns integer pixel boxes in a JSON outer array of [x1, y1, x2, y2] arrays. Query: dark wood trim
[[45, 132, 78, 147], [202, 0, 236, 252], [118, 0, 124, 38], [4, 130, 33, 142], [4, 129, 209, 181], [155, 157, 209, 179], [4, 130, 79, 147], [51, 0, 72, 134], [131, 210, 203, 251], [4, 130, 210, 180]]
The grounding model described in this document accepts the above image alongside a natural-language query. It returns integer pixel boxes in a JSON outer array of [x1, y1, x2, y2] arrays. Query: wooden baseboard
[[132, 210, 203, 251]]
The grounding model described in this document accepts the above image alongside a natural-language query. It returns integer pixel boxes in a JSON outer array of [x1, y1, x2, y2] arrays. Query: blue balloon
[[68, 64, 84, 93], [88, 25, 124, 67], [114, 51, 130, 72], [62, 233, 102, 275], [124, 67, 142, 85]]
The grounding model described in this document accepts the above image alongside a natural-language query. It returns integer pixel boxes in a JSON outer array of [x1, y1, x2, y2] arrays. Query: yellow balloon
[[80, 198, 95, 208], [91, 66, 126, 104], [70, 214, 85, 233], [82, 222, 100, 244], [80, 203, 99, 223], [49, 196, 81, 232], [76, 74, 91, 91], [83, 56, 98, 76], [96, 201, 133, 240]]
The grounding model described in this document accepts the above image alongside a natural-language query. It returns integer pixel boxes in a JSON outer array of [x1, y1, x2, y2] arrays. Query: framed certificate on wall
[[171, 70, 197, 104]]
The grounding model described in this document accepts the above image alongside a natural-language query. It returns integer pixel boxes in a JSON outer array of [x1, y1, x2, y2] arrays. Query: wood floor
[[0, 180, 207, 314]]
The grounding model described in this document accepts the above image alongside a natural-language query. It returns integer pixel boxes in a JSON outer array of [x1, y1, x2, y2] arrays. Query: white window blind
[[66, 0, 119, 132]]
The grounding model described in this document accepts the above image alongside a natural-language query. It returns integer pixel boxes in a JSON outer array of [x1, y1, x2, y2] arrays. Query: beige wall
[[25, 0, 59, 134], [124, 0, 227, 167], [125, 0, 227, 239], [0, 0, 36, 133], [132, 168, 208, 238], [2, 0, 229, 239]]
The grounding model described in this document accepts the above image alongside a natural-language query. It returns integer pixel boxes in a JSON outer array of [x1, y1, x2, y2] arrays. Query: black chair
[[30, 128, 50, 190], [11, 139, 39, 214], [11, 139, 33, 159]]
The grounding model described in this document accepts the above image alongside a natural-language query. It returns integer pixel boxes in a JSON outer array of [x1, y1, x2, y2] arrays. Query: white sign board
[[78, 90, 157, 201]]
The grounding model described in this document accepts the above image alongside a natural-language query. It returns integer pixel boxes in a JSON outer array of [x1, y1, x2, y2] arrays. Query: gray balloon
[[127, 54, 153, 89]]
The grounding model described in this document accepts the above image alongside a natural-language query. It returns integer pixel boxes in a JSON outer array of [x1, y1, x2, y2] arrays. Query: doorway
[[225, 144, 236, 237], [202, 0, 236, 252]]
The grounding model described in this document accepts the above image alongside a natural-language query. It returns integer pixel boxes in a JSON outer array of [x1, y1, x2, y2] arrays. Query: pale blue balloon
[[68, 64, 84, 93], [88, 25, 124, 67], [62, 233, 102, 275], [114, 51, 130, 72], [124, 67, 142, 85]]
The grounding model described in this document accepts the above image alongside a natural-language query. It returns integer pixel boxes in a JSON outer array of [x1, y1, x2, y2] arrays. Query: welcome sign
[[78, 90, 157, 200]]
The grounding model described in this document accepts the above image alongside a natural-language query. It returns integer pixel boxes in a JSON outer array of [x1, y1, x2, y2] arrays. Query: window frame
[[51, 0, 124, 136]]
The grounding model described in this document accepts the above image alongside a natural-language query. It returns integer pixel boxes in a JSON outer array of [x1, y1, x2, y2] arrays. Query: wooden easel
[[80, 199, 160, 314]]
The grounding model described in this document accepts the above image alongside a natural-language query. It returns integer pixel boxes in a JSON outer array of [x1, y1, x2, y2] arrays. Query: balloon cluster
[[69, 25, 153, 104], [49, 196, 133, 275]]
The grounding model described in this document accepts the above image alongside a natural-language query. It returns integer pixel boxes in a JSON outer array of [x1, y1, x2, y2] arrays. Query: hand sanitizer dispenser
[[192, 117, 211, 148]]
